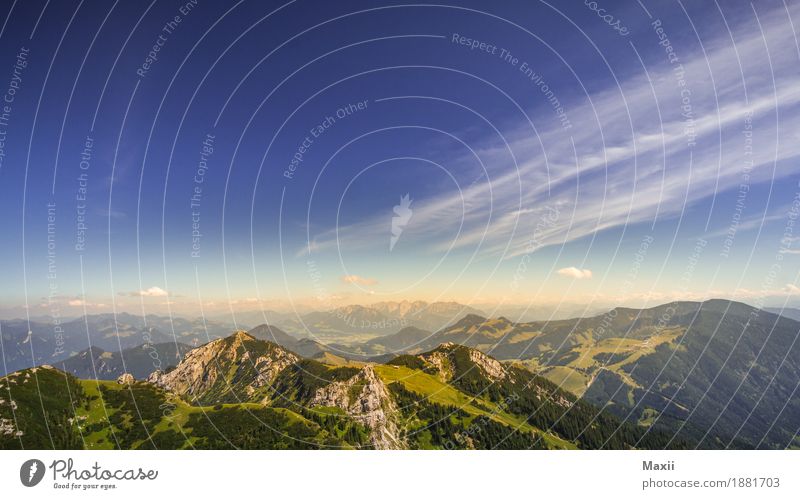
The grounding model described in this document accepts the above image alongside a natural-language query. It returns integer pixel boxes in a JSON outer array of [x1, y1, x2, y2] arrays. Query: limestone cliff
[[311, 365, 404, 449]]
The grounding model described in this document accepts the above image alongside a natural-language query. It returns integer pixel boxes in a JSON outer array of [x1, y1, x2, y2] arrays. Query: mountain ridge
[[1, 331, 686, 450]]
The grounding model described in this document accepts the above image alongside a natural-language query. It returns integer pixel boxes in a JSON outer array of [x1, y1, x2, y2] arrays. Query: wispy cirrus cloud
[[304, 3, 800, 266]]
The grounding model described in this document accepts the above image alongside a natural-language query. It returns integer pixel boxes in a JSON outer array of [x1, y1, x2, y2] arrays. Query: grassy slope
[[374, 364, 575, 449], [73, 379, 363, 450], [519, 327, 685, 410], [1, 367, 363, 450], [0, 366, 84, 449]]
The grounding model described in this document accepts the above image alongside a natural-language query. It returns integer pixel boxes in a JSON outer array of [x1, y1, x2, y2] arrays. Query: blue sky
[[0, 0, 799, 318]]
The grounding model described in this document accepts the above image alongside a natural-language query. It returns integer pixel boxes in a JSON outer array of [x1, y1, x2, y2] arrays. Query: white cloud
[[557, 267, 593, 280], [341, 275, 378, 286], [65, 298, 106, 308], [125, 286, 169, 297]]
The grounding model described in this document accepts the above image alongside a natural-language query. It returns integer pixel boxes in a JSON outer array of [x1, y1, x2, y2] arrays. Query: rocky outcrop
[[116, 373, 135, 385], [239, 348, 296, 388], [424, 350, 455, 381], [0, 397, 17, 410], [526, 379, 572, 408], [146, 338, 222, 396], [0, 417, 22, 437], [311, 365, 404, 449], [468, 349, 507, 381], [147, 331, 298, 400]]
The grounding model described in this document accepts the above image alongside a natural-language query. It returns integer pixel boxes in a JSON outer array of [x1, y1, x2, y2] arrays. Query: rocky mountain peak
[[147, 331, 299, 401], [231, 329, 255, 343], [419, 343, 508, 382]]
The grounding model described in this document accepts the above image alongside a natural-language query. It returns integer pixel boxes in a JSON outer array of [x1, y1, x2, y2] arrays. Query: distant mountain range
[[0, 313, 238, 376], [0, 301, 484, 376], [475, 303, 612, 322], [56, 343, 191, 380], [276, 301, 485, 337]]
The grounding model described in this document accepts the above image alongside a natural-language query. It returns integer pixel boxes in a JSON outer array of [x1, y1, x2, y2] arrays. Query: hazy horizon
[[4, 294, 799, 324]]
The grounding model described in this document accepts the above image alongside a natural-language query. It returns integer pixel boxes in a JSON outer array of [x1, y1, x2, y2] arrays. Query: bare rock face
[[116, 373, 135, 385], [0, 417, 20, 436], [146, 339, 222, 396], [312, 365, 404, 449], [239, 349, 296, 388], [147, 331, 298, 400], [468, 349, 507, 381], [424, 350, 455, 382]]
